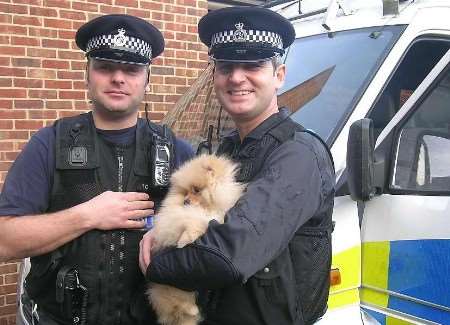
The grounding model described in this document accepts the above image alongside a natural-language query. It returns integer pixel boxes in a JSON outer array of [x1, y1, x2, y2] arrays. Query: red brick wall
[[0, 1, 208, 323]]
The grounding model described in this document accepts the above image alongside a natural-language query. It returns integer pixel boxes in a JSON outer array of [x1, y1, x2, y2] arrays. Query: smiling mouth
[[228, 90, 253, 96]]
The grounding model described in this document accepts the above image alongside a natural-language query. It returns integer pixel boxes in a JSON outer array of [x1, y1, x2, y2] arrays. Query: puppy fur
[[148, 154, 244, 325]]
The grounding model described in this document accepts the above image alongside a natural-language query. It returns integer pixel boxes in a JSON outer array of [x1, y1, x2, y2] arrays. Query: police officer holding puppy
[[140, 7, 335, 325], [0, 14, 193, 324]]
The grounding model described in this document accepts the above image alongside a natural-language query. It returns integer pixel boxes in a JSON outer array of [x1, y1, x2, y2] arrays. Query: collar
[[221, 107, 290, 144]]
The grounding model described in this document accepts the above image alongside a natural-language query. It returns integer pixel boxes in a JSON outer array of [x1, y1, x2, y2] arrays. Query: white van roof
[[272, 0, 450, 37]]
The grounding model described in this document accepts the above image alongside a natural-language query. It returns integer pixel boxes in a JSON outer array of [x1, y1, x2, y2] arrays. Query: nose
[[184, 197, 190, 206], [228, 67, 246, 84], [111, 69, 125, 84]]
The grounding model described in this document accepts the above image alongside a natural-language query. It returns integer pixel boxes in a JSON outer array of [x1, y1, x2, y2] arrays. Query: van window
[[279, 26, 405, 144], [391, 67, 450, 193], [369, 38, 450, 140]]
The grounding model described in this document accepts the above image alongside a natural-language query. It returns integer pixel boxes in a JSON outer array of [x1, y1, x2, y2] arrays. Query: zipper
[[116, 147, 124, 192]]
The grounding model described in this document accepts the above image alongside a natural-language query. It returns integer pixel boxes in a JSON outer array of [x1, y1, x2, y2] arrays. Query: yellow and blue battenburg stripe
[[360, 240, 450, 324]]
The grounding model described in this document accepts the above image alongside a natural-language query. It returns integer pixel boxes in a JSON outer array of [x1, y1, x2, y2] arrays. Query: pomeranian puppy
[[147, 154, 245, 325]]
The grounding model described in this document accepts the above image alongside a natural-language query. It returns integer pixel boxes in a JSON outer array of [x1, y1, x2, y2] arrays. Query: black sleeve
[[147, 134, 335, 290]]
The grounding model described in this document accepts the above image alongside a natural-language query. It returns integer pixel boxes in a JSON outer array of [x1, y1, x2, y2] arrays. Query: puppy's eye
[[192, 186, 200, 194]]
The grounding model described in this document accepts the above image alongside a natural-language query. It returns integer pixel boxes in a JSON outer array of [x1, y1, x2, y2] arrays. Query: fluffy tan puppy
[[147, 154, 245, 325]]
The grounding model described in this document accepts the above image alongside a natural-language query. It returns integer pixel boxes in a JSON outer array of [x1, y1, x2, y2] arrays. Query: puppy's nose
[[184, 198, 190, 206]]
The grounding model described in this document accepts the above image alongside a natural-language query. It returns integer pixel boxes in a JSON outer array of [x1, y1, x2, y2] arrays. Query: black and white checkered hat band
[[211, 29, 283, 50], [86, 34, 152, 60]]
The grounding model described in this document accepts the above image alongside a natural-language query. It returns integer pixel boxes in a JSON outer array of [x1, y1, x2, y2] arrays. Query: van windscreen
[[279, 25, 405, 145]]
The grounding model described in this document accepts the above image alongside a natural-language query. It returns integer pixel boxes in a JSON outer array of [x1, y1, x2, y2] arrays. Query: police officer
[[140, 7, 335, 325], [0, 14, 194, 324]]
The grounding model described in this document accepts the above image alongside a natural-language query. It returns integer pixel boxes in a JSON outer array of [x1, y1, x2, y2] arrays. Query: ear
[[274, 64, 286, 90], [205, 165, 216, 185]]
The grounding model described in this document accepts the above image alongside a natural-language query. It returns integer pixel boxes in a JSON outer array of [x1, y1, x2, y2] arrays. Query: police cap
[[198, 7, 295, 62], [75, 14, 164, 65]]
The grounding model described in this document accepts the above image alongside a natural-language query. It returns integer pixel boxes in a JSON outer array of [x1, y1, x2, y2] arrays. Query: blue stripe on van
[[387, 239, 450, 323]]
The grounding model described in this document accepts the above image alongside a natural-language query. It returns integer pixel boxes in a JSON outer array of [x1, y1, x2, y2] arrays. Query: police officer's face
[[87, 59, 148, 117], [213, 60, 285, 125]]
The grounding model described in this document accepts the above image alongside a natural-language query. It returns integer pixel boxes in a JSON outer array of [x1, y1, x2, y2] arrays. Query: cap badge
[[113, 28, 127, 47], [233, 23, 247, 42]]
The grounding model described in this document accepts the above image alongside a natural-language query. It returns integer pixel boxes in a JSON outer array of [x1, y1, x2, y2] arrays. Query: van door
[[360, 50, 450, 324]]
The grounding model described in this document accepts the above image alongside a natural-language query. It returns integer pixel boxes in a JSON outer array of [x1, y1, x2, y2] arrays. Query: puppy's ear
[[204, 165, 216, 185]]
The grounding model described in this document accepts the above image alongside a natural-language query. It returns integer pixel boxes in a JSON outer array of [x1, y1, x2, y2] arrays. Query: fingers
[[139, 232, 153, 274], [122, 191, 150, 202]]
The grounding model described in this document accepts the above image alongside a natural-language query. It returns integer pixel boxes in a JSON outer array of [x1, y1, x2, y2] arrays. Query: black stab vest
[[25, 113, 172, 325], [210, 116, 334, 325]]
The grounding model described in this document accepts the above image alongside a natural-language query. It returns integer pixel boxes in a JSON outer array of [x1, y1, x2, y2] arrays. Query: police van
[[268, 0, 450, 324], [165, 0, 450, 323]]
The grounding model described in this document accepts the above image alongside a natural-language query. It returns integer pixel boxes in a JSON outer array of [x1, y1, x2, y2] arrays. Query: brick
[[11, 58, 40, 68], [0, 120, 13, 129], [28, 89, 57, 99], [0, 36, 10, 45], [0, 46, 25, 56], [100, 5, 125, 15], [71, 61, 86, 71], [151, 66, 174, 76], [42, 59, 70, 70], [58, 50, 84, 61], [175, 32, 197, 42], [0, 15, 12, 24], [46, 100, 73, 110], [0, 89, 26, 99], [176, 14, 197, 24], [125, 8, 151, 19], [0, 25, 27, 35], [28, 27, 58, 38], [13, 15, 41, 26], [0, 110, 26, 119], [0, 304, 16, 316], [176, 0, 197, 7], [14, 120, 43, 130], [44, 0, 71, 8], [166, 22, 186, 33], [0, 79, 11, 87], [27, 48, 57, 59], [90, 0, 113, 4], [28, 110, 57, 119], [58, 30, 76, 40], [141, 1, 163, 11], [4, 274, 17, 284], [72, 2, 98, 12], [27, 69, 56, 79], [0, 265, 16, 275], [42, 39, 70, 49], [0, 101, 12, 110], [5, 294, 16, 305], [44, 18, 72, 29], [30, 6, 58, 17], [59, 90, 85, 100], [57, 70, 84, 80], [11, 36, 39, 47], [0, 3, 28, 15], [45, 80, 72, 89], [164, 4, 187, 15], [73, 81, 86, 89], [14, 100, 44, 109], [0, 162, 12, 171], [114, 0, 138, 7], [73, 101, 89, 110], [2, 151, 20, 161], [0, 57, 9, 66], [60, 10, 86, 21], [13, 78, 43, 88]]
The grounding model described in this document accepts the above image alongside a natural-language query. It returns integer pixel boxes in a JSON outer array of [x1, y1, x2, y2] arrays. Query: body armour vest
[[211, 115, 334, 325], [25, 113, 174, 325]]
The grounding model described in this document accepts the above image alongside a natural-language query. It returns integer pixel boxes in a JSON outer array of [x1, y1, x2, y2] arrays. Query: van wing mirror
[[346, 118, 376, 201]]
